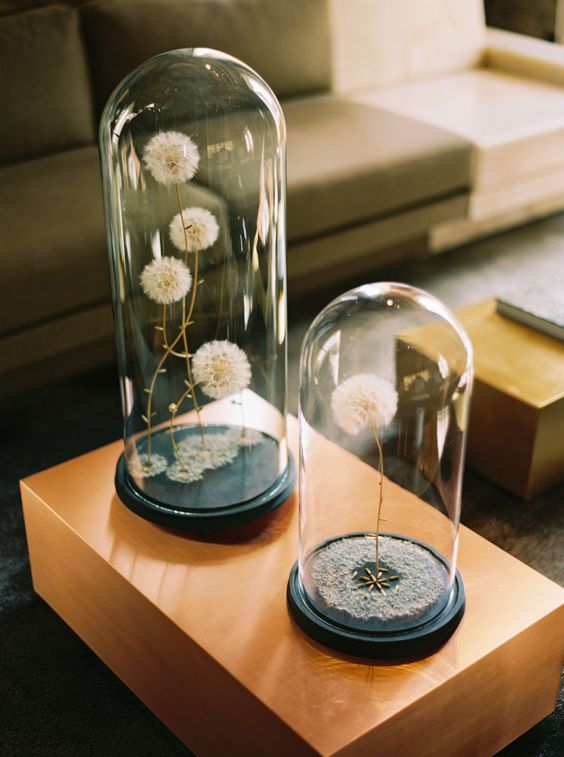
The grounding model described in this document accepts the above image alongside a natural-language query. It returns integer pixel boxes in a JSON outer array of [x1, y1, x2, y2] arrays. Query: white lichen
[[228, 427, 264, 447], [129, 453, 168, 478], [140, 256, 192, 305], [331, 373, 398, 435], [166, 460, 205, 484], [192, 340, 251, 400], [169, 206, 219, 252], [177, 431, 240, 469], [143, 131, 200, 185]]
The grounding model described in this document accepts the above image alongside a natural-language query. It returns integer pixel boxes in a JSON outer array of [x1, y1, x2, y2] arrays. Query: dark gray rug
[[2, 214, 563, 755]]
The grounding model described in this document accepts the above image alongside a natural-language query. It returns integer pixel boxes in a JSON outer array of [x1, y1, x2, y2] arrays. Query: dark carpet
[[2, 214, 564, 756]]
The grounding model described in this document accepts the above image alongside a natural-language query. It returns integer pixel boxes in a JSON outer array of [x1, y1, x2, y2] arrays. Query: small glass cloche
[[99, 48, 294, 530], [287, 282, 473, 657]]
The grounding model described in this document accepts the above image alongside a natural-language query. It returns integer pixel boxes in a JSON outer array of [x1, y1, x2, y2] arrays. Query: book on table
[[495, 276, 564, 342]]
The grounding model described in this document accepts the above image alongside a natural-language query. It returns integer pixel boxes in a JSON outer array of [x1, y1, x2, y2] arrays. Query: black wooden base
[[287, 534, 465, 659], [116, 451, 295, 531]]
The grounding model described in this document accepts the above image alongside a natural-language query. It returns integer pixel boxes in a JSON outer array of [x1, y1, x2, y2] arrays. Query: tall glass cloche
[[288, 283, 473, 657], [99, 48, 294, 530]]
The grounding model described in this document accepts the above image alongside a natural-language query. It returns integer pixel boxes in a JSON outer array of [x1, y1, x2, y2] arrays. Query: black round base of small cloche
[[286, 539, 465, 660], [115, 452, 295, 532]]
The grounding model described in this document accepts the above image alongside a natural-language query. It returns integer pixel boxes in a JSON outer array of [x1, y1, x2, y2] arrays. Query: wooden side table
[[458, 298, 564, 498], [20, 414, 564, 756]]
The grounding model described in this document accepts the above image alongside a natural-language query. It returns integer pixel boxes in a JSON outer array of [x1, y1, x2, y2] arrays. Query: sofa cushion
[[0, 146, 230, 338], [0, 5, 95, 165], [0, 147, 108, 335], [354, 68, 564, 194], [284, 96, 472, 241], [81, 0, 331, 114]]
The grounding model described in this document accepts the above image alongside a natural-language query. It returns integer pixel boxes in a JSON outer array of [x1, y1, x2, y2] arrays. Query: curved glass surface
[[298, 282, 473, 633], [99, 48, 288, 512]]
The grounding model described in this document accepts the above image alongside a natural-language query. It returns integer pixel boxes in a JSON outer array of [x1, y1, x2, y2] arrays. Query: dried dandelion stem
[[140, 261, 192, 466], [140, 131, 201, 467], [162, 303, 168, 345], [331, 373, 399, 591], [171, 181, 205, 453], [369, 420, 385, 573], [167, 380, 196, 470], [145, 305, 203, 463]]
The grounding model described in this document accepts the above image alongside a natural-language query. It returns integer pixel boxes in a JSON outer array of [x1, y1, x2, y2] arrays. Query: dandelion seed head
[[143, 131, 200, 185], [331, 374, 398, 435], [192, 340, 251, 400], [140, 256, 192, 304], [169, 207, 219, 252]]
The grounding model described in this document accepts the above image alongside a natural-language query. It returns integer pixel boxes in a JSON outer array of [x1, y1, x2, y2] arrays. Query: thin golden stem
[[214, 252, 227, 339], [186, 247, 200, 325], [239, 391, 245, 441], [167, 381, 196, 470], [369, 421, 385, 574], [168, 408, 181, 466], [174, 182, 205, 445], [162, 304, 168, 346], [144, 312, 193, 463], [181, 307, 204, 445], [165, 347, 191, 359], [143, 184, 209, 466]]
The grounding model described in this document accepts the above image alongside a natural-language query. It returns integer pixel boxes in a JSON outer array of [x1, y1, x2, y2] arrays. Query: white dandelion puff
[[331, 374, 398, 435], [192, 340, 251, 400], [143, 131, 200, 185], [169, 207, 219, 252], [140, 257, 192, 304]]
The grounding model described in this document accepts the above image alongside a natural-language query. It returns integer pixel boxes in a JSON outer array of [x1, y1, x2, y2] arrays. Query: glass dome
[[99, 48, 294, 529], [287, 282, 473, 657]]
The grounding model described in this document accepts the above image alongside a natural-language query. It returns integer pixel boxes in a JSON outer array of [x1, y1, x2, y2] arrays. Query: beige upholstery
[[0, 147, 108, 335], [287, 194, 467, 294], [0, 5, 95, 164], [346, 24, 564, 250], [485, 26, 564, 88], [354, 69, 564, 194], [329, 0, 485, 94], [285, 95, 471, 241], [81, 0, 331, 114], [5, 0, 564, 392], [195, 95, 472, 240], [0, 146, 227, 342]]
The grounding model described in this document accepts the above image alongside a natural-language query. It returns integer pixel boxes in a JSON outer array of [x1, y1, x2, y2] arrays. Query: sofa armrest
[[484, 27, 564, 87]]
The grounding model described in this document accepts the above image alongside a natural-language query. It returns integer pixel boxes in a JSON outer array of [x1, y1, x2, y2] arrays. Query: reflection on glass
[[100, 49, 293, 528], [289, 282, 473, 657]]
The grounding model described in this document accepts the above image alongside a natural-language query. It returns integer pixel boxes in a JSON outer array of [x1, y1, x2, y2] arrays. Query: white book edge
[[495, 299, 564, 343]]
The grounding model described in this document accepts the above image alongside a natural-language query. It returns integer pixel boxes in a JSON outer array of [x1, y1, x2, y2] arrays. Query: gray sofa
[[0, 0, 472, 395]]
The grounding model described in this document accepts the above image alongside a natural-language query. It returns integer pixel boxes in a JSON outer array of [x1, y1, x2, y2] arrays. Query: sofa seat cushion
[[0, 147, 108, 336], [0, 146, 231, 339], [284, 96, 472, 242], [0, 5, 95, 165], [81, 0, 331, 115], [354, 68, 564, 193]]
